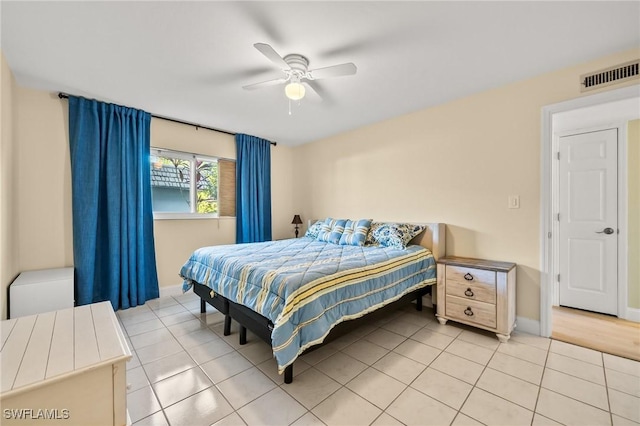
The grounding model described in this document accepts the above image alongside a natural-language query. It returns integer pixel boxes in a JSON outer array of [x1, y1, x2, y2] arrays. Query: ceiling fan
[[242, 43, 357, 102]]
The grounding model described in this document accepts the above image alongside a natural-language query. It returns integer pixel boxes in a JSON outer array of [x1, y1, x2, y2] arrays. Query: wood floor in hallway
[[552, 305, 640, 362]]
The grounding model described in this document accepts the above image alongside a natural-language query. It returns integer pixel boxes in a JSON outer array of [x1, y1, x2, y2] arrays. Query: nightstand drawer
[[446, 265, 496, 287], [446, 296, 496, 328], [446, 279, 496, 304]]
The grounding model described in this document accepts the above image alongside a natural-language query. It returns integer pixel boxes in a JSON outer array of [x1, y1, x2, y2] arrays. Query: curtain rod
[[57, 92, 276, 146]]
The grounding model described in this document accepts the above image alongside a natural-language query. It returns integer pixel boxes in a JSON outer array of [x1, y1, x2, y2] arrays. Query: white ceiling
[[2, 1, 639, 146]]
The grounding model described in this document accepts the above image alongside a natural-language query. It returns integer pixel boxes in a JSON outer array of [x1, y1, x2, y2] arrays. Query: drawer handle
[[464, 288, 474, 297], [464, 307, 474, 317], [464, 273, 474, 281]]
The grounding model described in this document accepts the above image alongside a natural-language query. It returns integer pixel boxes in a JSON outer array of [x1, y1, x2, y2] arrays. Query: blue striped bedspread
[[180, 237, 436, 372]]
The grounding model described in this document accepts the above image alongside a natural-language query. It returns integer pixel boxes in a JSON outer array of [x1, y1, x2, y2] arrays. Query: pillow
[[316, 218, 348, 244], [365, 222, 426, 250], [304, 220, 324, 239], [339, 219, 372, 246], [365, 222, 383, 245], [315, 217, 334, 242]]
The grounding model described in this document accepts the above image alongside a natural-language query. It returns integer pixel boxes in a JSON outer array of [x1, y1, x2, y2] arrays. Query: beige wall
[[629, 119, 640, 310], [292, 48, 640, 323], [271, 142, 296, 240], [15, 88, 74, 271], [1, 52, 19, 319]]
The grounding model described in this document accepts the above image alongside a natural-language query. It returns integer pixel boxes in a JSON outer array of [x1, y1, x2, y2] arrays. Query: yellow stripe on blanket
[[273, 272, 436, 354], [276, 249, 432, 324]]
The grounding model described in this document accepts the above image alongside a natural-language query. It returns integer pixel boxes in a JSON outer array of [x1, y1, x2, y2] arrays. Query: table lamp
[[291, 215, 303, 238]]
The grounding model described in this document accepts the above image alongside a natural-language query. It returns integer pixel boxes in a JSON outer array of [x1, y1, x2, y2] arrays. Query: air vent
[[580, 59, 639, 92]]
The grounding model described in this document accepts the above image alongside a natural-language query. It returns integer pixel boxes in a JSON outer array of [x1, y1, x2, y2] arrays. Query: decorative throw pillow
[[339, 219, 372, 246], [365, 222, 383, 246], [304, 220, 324, 239], [366, 222, 426, 250], [316, 218, 348, 244]]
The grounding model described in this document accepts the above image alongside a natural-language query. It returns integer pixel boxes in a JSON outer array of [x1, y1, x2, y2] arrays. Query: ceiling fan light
[[285, 82, 305, 100]]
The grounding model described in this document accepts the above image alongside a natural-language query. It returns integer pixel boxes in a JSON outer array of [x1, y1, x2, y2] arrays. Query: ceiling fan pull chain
[[288, 99, 292, 116]]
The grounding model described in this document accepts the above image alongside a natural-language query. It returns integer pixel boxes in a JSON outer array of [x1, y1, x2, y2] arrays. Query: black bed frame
[[192, 281, 432, 384]]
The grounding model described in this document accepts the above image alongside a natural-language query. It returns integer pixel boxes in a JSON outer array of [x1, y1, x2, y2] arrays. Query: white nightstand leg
[[436, 316, 448, 325], [496, 333, 510, 343]]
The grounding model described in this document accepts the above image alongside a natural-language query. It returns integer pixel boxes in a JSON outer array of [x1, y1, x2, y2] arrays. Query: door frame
[[540, 84, 640, 337]]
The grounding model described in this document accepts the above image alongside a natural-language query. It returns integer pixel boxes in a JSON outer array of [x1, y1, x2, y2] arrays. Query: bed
[[180, 221, 445, 383]]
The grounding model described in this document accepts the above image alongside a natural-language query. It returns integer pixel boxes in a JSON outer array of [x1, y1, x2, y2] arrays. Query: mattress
[[180, 237, 436, 371]]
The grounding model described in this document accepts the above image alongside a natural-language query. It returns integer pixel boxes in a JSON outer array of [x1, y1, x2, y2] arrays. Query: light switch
[[508, 195, 520, 209]]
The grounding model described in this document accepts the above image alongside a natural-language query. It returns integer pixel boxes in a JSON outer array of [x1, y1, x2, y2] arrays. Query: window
[[150, 148, 236, 219]]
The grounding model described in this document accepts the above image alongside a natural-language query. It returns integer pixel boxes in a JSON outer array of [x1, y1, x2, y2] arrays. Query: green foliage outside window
[[195, 160, 218, 213], [152, 153, 218, 214]]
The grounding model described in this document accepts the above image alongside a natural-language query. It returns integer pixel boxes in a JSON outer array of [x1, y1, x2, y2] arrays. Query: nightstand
[[436, 256, 516, 342]]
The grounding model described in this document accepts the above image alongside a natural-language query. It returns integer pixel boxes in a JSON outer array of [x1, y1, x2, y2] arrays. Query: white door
[[559, 128, 618, 315]]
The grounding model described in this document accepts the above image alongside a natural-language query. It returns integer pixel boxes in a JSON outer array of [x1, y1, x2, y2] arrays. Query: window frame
[[150, 147, 227, 220]]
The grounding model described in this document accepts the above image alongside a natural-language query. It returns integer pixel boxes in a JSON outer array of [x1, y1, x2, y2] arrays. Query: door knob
[[595, 228, 614, 235]]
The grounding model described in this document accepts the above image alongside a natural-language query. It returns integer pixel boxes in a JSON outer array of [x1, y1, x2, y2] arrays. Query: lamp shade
[[291, 214, 303, 225]]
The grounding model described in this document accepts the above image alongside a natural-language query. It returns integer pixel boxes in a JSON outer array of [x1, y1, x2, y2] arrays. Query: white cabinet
[[436, 256, 516, 342], [9, 268, 74, 318], [0, 302, 131, 425]]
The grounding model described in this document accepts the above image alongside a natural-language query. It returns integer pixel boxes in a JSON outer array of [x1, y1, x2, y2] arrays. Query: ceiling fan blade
[[254, 43, 290, 70], [302, 82, 323, 103], [242, 77, 288, 91], [308, 63, 357, 80]]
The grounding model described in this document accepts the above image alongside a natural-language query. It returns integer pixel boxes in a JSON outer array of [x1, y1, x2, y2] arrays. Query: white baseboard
[[159, 284, 183, 298], [624, 307, 640, 323], [515, 316, 541, 336]]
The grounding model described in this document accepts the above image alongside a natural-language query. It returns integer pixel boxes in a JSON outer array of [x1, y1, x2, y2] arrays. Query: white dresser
[[1, 301, 131, 425], [9, 267, 74, 318]]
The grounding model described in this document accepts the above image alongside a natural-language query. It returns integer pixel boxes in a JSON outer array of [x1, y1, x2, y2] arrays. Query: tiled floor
[[119, 291, 640, 426]]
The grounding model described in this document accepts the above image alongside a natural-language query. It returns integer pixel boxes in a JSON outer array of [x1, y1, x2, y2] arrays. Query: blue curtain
[[68, 96, 159, 310], [236, 134, 272, 243]]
